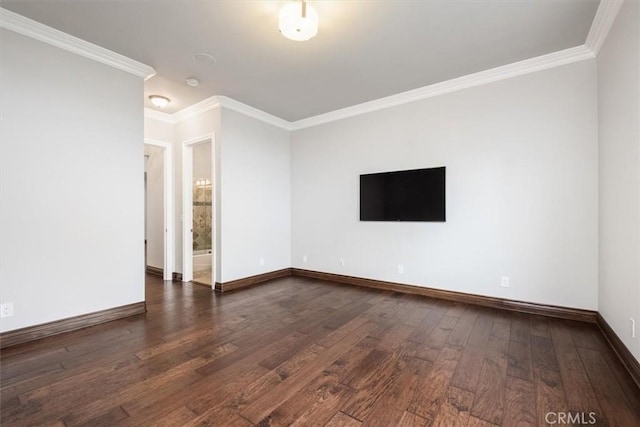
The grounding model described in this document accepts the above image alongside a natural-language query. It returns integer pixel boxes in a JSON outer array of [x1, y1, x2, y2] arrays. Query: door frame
[[144, 139, 174, 281], [182, 133, 216, 287]]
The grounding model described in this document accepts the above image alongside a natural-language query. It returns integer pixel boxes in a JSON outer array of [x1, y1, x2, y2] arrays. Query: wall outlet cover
[[1, 303, 14, 318]]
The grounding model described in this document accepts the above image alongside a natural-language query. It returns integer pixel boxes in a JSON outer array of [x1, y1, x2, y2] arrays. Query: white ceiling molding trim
[[146, 44, 594, 132], [217, 96, 293, 130], [290, 45, 595, 130], [144, 96, 292, 130], [172, 96, 222, 123], [585, 0, 624, 55], [144, 108, 175, 124], [0, 7, 156, 80]]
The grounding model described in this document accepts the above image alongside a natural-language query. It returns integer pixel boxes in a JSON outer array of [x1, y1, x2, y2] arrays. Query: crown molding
[[217, 96, 293, 131], [145, 45, 594, 132], [4, 5, 613, 132], [144, 95, 292, 130], [144, 96, 223, 125], [0, 7, 155, 80], [172, 96, 222, 123], [585, 0, 624, 56], [289, 45, 595, 130]]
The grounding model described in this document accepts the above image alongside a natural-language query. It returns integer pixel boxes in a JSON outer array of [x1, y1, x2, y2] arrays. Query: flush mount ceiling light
[[148, 95, 170, 108], [279, 0, 318, 41]]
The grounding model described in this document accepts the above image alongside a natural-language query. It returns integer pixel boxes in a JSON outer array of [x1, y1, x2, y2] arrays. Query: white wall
[[292, 60, 599, 310], [145, 145, 164, 269], [0, 29, 145, 332], [219, 108, 291, 282], [597, 0, 640, 361]]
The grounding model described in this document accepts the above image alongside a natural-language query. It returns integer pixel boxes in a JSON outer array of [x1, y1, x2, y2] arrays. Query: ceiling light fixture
[[148, 95, 170, 108], [186, 78, 200, 87], [279, 0, 318, 42]]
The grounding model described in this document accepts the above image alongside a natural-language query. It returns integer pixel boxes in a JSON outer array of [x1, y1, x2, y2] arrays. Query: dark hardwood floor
[[1, 274, 639, 426]]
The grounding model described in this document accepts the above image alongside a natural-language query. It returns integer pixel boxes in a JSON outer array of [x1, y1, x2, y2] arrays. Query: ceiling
[[2, 1, 600, 121]]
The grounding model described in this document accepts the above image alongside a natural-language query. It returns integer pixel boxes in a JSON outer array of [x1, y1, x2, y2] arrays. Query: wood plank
[[502, 376, 536, 427], [362, 357, 433, 426], [121, 347, 234, 416], [530, 316, 552, 339], [125, 364, 269, 427], [137, 406, 198, 427], [506, 340, 533, 381], [549, 322, 603, 418], [467, 416, 499, 426], [240, 320, 378, 424], [341, 341, 425, 421], [397, 411, 429, 427], [336, 353, 402, 421], [134, 324, 231, 360], [411, 314, 458, 362], [578, 347, 640, 426], [325, 411, 362, 427], [258, 330, 325, 370], [447, 309, 479, 348], [397, 297, 433, 328], [262, 361, 356, 426], [449, 312, 494, 391], [317, 315, 374, 349], [430, 386, 474, 426], [530, 335, 570, 422], [330, 336, 381, 385], [407, 345, 463, 420], [196, 307, 335, 376], [375, 323, 415, 353], [470, 321, 510, 425], [343, 348, 390, 390], [408, 302, 449, 344], [62, 358, 209, 426], [510, 315, 531, 344], [80, 405, 129, 426]]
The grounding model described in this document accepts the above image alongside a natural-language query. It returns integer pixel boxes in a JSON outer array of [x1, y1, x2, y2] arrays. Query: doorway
[[182, 134, 216, 288], [144, 139, 174, 281]]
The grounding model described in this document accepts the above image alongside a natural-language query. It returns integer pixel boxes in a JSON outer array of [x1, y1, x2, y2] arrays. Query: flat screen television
[[360, 166, 445, 222]]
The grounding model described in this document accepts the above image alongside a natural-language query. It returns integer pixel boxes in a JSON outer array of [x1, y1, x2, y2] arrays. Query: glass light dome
[[279, 1, 318, 42]]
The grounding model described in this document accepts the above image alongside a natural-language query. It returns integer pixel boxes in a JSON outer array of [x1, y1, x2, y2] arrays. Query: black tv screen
[[360, 167, 446, 222]]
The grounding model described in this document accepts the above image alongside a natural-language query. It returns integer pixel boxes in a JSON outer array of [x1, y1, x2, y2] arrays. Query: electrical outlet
[[302, 255, 308, 263], [259, 257, 265, 266], [631, 318, 636, 338], [397, 265, 405, 274], [501, 276, 510, 287], [1, 303, 14, 318], [339, 258, 345, 267]]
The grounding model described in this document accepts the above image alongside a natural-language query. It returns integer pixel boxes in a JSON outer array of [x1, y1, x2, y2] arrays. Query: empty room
[[1, 1, 639, 426]]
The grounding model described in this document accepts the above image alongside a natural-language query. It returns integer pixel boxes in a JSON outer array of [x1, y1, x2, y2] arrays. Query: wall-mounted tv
[[360, 167, 446, 222]]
